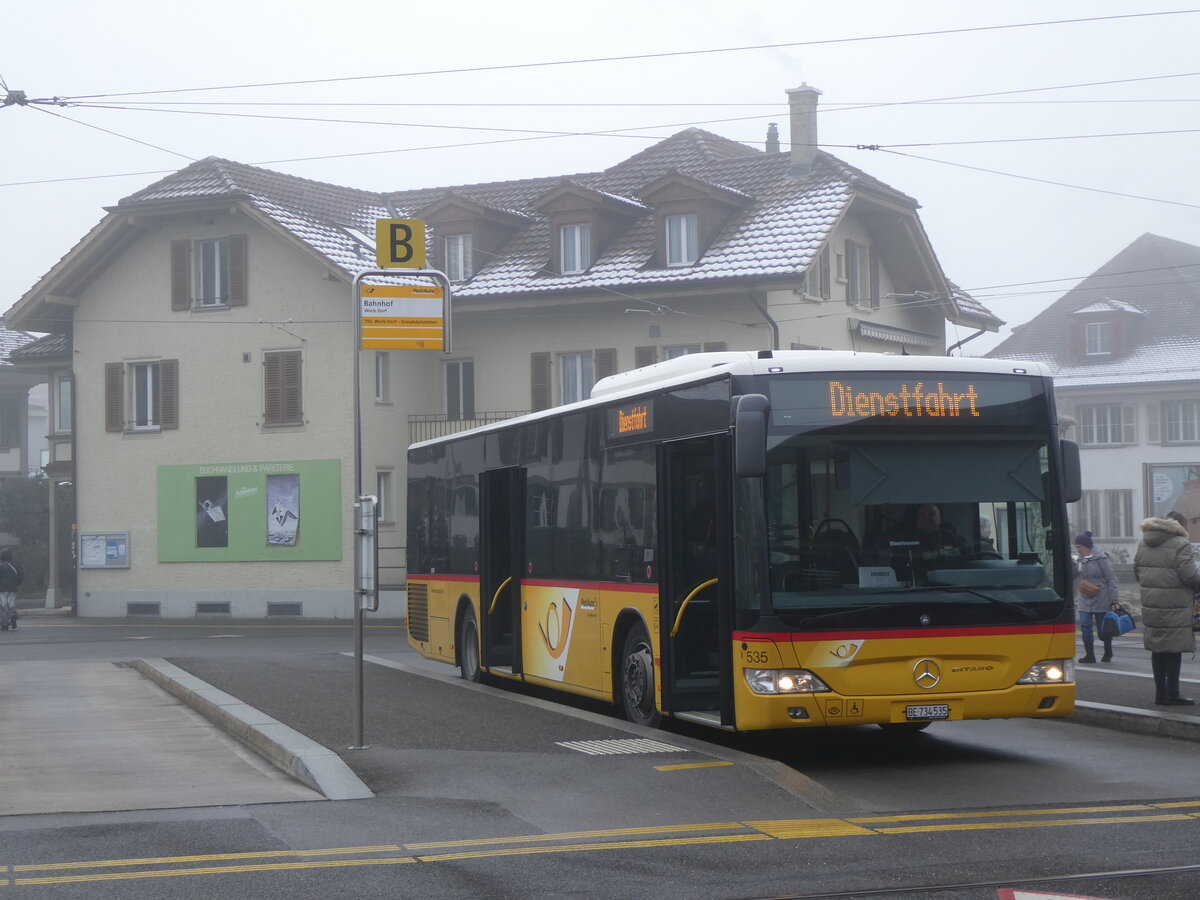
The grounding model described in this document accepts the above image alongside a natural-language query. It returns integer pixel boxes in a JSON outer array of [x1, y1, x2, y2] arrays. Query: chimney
[[765, 122, 780, 154], [786, 84, 822, 175]]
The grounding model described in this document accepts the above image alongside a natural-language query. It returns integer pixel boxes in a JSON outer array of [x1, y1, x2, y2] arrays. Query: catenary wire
[[43, 10, 1200, 101]]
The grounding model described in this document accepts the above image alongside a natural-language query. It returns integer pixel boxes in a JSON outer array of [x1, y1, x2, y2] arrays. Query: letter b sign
[[375, 218, 427, 269]]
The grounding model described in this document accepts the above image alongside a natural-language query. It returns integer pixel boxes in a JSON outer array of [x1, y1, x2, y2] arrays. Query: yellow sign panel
[[360, 283, 444, 350], [374, 218, 427, 269]]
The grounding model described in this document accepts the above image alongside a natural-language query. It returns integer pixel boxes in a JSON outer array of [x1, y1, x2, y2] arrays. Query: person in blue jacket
[[1074, 531, 1119, 663]]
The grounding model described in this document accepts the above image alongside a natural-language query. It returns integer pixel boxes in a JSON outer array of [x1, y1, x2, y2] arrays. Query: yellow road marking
[[417, 833, 771, 862], [16, 845, 403, 872], [17, 857, 417, 886], [875, 813, 1193, 834], [405, 821, 746, 849], [9, 801, 1199, 887], [655, 761, 733, 772]]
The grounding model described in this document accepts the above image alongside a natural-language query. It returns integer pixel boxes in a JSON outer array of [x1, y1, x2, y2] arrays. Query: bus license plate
[[906, 704, 950, 721]]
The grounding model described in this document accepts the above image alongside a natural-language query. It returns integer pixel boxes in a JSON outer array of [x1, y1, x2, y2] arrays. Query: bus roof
[[409, 350, 1052, 451]]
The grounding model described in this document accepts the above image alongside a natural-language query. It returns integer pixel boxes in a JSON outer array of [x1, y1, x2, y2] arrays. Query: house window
[[446, 359, 475, 420], [1164, 400, 1200, 444], [376, 470, 393, 524], [374, 352, 390, 403], [263, 350, 303, 426], [1085, 321, 1111, 356], [560, 223, 591, 274], [665, 345, 702, 359], [665, 214, 699, 267], [54, 373, 73, 434], [171, 234, 247, 311], [445, 234, 473, 282], [1075, 489, 1134, 539], [105, 359, 179, 433], [131, 362, 161, 430], [196, 238, 230, 306], [560, 351, 594, 404], [1078, 404, 1128, 447]]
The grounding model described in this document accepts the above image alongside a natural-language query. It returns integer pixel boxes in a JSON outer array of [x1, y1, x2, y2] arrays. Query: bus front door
[[660, 436, 733, 725], [480, 467, 524, 675]]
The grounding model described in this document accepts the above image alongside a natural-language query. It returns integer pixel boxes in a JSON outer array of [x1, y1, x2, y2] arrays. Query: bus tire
[[458, 605, 482, 683], [619, 623, 661, 727]]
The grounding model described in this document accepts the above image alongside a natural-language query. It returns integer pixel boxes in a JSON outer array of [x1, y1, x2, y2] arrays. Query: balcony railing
[[408, 411, 529, 444]]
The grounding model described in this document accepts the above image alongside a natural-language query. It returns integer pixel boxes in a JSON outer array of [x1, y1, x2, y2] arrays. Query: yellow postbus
[[406, 351, 1080, 733]]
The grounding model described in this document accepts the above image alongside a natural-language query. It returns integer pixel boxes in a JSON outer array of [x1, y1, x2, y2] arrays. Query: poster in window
[[267, 474, 300, 546], [196, 476, 229, 548]]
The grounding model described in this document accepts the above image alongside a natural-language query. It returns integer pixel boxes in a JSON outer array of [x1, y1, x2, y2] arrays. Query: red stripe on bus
[[734, 623, 1075, 642]]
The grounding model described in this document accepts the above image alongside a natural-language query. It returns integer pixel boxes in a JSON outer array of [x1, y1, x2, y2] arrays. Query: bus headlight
[[745, 668, 831, 695], [1018, 659, 1074, 685]]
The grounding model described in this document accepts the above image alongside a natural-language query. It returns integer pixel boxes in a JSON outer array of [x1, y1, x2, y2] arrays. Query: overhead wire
[[41, 9, 1200, 102]]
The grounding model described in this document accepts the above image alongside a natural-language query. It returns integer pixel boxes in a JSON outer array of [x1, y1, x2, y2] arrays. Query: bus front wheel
[[458, 606, 482, 683], [620, 623, 661, 727]]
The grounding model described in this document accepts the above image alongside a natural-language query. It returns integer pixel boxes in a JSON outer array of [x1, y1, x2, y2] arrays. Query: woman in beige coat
[[1133, 511, 1200, 706]]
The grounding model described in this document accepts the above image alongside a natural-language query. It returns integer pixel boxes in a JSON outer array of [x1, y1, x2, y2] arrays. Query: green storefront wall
[[157, 459, 342, 562]]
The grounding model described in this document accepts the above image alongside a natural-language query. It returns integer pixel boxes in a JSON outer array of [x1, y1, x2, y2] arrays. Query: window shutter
[[869, 247, 880, 309], [461, 360, 475, 419], [170, 240, 191, 311], [844, 239, 858, 303], [1120, 406, 1136, 445], [0, 398, 21, 448], [634, 346, 657, 369], [160, 359, 179, 430], [105, 362, 124, 432], [530, 352, 551, 411], [702, 341, 727, 352], [264, 351, 303, 425], [228, 234, 248, 306], [594, 348, 617, 381], [1146, 402, 1160, 443], [819, 247, 831, 300]]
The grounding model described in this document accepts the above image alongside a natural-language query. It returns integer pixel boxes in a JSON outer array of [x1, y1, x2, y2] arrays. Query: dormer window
[[560, 223, 592, 274], [665, 214, 699, 267], [1085, 321, 1111, 356], [445, 233, 473, 282]]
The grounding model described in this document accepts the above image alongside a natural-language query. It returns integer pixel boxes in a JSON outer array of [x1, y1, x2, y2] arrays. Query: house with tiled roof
[[3, 85, 1000, 618], [987, 232, 1200, 564]]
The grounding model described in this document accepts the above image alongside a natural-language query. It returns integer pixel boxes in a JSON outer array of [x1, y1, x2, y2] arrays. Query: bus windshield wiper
[[891, 584, 1041, 620]]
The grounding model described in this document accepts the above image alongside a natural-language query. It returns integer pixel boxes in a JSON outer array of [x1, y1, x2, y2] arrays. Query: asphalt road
[[2, 615, 1199, 898]]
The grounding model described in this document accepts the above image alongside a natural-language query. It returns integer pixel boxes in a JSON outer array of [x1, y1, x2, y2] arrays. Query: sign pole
[[349, 263, 451, 750]]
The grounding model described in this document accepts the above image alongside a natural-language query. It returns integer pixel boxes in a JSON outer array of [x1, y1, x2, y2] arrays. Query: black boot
[[1152, 653, 1167, 705], [1078, 639, 1096, 664], [1162, 653, 1195, 706], [1101, 640, 1113, 663]]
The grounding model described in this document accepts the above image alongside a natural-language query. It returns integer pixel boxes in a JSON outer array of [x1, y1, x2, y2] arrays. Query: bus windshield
[[759, 369, 1070, 628]]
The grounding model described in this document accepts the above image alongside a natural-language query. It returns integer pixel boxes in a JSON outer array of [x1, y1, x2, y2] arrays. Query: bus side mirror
[[732, 393, 769, 478], [1060, 439, 1081, 503]]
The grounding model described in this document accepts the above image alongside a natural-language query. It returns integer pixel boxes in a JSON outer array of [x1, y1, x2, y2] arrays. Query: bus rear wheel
[[458, 605, 482, 683], [620, 623, 661, 727]]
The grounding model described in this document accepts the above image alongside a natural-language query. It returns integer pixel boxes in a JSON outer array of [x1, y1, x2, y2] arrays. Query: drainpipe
[[947, 329, 986, 356], [749, 290, 781, 351]]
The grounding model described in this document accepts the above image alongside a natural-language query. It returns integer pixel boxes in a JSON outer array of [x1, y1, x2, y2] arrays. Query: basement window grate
[[195, 601, 232, 617], [267, 602, 303, 617], [126, 602, 161, 617]]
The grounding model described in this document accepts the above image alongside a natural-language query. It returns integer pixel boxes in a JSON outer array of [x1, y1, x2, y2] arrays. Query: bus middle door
[[480, 466, 525, 675], [659, 436, 733, 725]]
